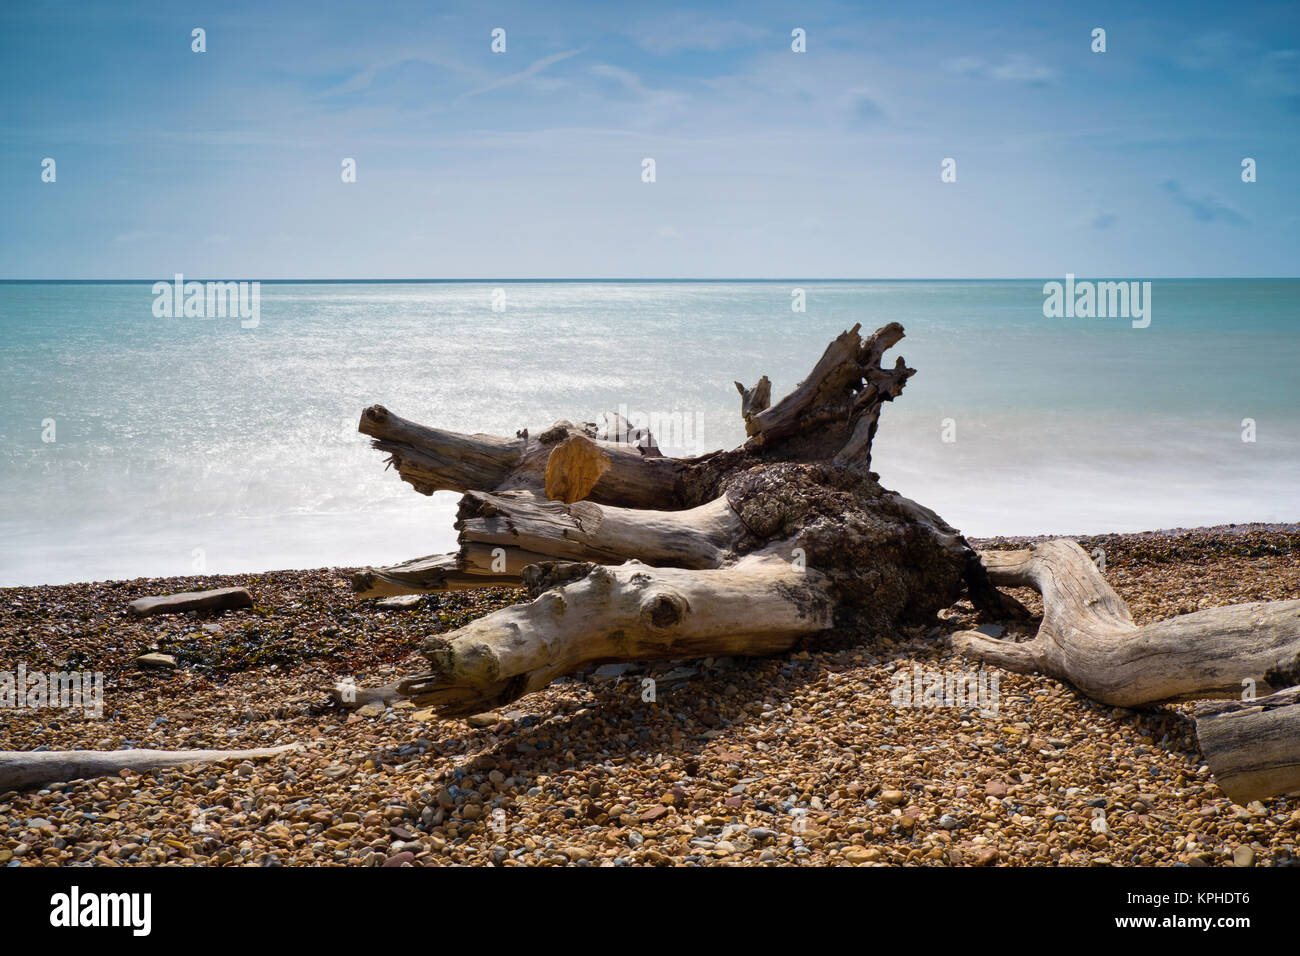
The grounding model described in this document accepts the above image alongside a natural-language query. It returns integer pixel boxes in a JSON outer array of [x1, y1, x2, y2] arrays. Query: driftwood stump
[[351, 323, 1000, 715], [352, 321, 1300, 804]]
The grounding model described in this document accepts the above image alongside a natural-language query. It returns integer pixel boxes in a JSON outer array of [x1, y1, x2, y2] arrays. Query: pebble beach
[[2, 525, 1298, 867]]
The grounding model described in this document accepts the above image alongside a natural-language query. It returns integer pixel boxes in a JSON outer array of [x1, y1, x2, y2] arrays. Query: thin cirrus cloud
[[461, 48, 584, 98], [1162, 180, 1248, 225], [316, 51, 474, 100], [631, 15, 770, 55], [112, 230, 165, 244], [944, 54, 1058, 85]]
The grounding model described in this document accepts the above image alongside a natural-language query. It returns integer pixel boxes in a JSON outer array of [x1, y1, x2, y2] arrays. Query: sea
[[1, 279, 1296, 586]]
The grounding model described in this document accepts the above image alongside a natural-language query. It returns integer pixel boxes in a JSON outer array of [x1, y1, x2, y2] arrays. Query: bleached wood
[[743, 322, 914, 473], [1195, 686, 1300, 804], [360, 406, 684, 508], [457, 491, 740, 570], [951, 540, 1300, 706], [0, 744, 297, 791], [393, 551, 834, 715], [351, 552, 517, 598]]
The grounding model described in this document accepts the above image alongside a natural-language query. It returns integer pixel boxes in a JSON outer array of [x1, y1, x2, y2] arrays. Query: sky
[[1, 0, 1297, 278]]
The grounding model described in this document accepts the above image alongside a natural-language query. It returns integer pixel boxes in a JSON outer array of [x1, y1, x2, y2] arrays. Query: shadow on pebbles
[[1, 526, 1298, 866]]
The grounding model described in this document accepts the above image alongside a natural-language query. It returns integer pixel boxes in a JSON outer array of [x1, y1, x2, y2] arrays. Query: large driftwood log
[[0, 745, 297, 791], [357, 324, 1300, 805], [353, 322, 995, 711], [359, 407, 684, 507], [397, 552, 833, 716], [1195, 688, 1300, 803]]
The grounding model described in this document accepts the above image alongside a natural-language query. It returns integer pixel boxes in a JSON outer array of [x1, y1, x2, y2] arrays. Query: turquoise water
[[1, 280, 1297, 585]]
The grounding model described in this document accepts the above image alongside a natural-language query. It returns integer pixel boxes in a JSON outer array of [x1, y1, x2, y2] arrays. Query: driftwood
[[127, 586, 253, 617], [950, 540, 1300, 803], [351, 323, 1005, 714], [353, 322, 1300, 805], [0, 745, 297, 792], [950, 541, 1300, 705], [1195, 688, 1300, 803]]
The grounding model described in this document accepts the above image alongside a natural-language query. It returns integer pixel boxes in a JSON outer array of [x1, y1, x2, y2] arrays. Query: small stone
[[843, 847, 880, 864], [1232, 846, 1255, 867], [382, 851, 416, 867], [467, 712, 502, 728], [938, 814, 959, 830], [880, 790, 907, 806], [135, 653, 177, 670]]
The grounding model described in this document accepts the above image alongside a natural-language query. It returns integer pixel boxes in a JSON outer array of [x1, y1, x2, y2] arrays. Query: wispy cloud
[[318, 50, 472, 99], [588, 64, 691, 123], [945, 54, 1057, 86], [463, 49, 583, 98], [632, 15, 768, 55], [1162, 180, 1248, 224], [112, 230, 163, 244]]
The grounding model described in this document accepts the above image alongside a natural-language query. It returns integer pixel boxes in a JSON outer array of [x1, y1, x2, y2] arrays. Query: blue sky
[[1, 0, 1297, 278]]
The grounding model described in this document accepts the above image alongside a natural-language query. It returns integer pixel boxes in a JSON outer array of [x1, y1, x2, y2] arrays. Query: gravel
[[1, 526, 1297, 866]]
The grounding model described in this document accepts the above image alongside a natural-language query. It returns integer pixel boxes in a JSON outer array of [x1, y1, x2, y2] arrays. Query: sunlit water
[[1, 280, 1296, 585]]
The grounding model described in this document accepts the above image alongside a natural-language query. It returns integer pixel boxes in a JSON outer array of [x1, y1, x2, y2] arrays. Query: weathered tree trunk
[[1195, 687, 1300, 803], [353, 323, 992, 712], [356, 324, 1300, 806], [397, 552, 834, 716]]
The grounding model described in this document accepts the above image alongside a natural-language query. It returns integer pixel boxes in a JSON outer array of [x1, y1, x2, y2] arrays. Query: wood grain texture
[[951, 540, 1300, 706], [1196, 686, 1300, 803]]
